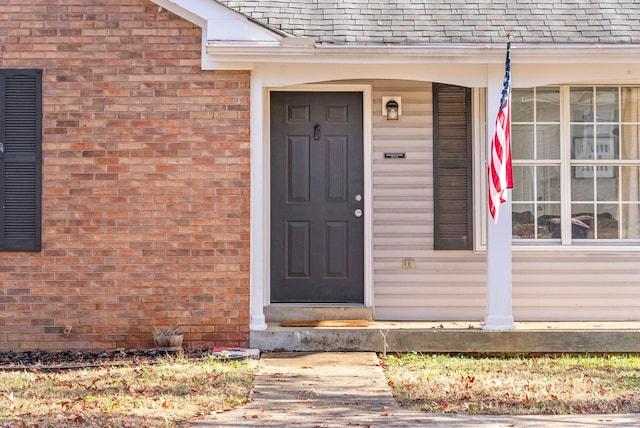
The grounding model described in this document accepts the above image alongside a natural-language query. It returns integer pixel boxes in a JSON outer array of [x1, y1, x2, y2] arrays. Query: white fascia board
[[206, 43, 640, 66]]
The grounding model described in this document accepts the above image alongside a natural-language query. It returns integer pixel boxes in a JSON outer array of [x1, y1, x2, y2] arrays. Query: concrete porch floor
[[250, 321, 640, 353]]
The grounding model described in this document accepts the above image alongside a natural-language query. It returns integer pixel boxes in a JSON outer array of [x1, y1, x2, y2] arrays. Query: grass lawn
[[382, 353, 640, 415], [4, 350, 640, 426], [0, 352, 257, 427]]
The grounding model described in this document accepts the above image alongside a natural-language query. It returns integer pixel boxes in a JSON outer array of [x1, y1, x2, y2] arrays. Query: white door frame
[[250, 81, 373, 330]]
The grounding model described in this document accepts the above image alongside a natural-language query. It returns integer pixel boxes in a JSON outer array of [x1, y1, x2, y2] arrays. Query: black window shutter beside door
[[0, 69, 42, 251], [433, 83, 472, 250]]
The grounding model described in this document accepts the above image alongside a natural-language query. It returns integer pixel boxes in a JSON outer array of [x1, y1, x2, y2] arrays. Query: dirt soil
[[0, 349, 214, 370]]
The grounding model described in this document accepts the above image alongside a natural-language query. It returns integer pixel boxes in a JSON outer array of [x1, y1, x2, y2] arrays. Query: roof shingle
[[218, 0, 640, 44]]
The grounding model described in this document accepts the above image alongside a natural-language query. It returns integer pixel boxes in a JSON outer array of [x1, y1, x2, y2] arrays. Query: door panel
[[287, 136, 310, 202], [270, 92, 364, 303]]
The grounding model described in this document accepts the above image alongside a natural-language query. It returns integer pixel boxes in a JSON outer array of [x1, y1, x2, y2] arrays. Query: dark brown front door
[[270, 91, 364, 303]]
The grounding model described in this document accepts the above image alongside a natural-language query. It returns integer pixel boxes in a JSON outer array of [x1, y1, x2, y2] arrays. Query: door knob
[[354, 209, 363, 218]]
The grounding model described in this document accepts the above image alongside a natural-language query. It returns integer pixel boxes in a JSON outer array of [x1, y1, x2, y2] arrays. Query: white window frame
[[474, 84, 640, 252]]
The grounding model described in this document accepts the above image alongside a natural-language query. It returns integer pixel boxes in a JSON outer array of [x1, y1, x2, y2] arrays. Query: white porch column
[[249, 72, 267, 331], [483, 63, 515, 331]]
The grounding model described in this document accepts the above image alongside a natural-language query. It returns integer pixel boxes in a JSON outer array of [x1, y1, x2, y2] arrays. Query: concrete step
[[250, 321, 640, 353]]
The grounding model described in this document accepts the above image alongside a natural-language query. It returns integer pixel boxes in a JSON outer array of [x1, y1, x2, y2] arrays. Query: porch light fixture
[[382, 96, 401, 120]]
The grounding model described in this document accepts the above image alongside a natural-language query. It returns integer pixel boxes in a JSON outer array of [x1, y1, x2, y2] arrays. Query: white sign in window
[[573, 137, 615, 178]]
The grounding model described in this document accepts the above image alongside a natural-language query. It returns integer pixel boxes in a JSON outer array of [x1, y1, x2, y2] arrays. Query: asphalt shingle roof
[[217, 0, 640, 45]]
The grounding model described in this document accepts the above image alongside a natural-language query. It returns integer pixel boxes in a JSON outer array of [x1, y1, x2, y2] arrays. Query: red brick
[[0, 0, 251, 352]]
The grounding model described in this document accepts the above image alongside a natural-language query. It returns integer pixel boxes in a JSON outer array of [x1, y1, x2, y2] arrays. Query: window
[[0, 69, 42, 251], [511, 87, 561, 240], [511, 85, 640, 244]]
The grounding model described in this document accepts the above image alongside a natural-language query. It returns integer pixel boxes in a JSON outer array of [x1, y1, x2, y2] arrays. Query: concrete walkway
[[189, 352, 640, 427]]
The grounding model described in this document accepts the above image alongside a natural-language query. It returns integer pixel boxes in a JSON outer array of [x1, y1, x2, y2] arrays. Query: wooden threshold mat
[[280, 319, 369, 327]]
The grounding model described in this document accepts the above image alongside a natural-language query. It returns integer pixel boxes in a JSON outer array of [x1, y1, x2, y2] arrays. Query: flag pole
[[483, 36, 515, 331], [488, 36, 513, 224]]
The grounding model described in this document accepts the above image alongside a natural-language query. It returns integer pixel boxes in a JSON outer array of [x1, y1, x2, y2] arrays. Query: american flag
[[488, 41, 513, 224]]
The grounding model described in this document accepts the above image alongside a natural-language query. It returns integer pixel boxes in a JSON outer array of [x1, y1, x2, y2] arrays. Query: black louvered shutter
[[0, 69, 42, 251], [433, 83, 472, 250]]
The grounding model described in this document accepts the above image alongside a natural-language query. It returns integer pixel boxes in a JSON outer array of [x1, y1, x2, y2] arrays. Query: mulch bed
[[0, 349, 216, 371]]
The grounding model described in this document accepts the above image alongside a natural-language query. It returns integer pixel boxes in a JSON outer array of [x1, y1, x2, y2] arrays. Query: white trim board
[[250, 82, 373, 331]]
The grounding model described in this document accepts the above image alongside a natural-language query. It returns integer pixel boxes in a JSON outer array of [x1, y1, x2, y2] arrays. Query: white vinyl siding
[[512, 252, 640, 320], [371, 80, 640, 322], [371, 80, 486, 320]]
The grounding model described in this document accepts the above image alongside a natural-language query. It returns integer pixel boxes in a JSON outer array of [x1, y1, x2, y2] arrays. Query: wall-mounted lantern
[[382, 96, 401, 120]]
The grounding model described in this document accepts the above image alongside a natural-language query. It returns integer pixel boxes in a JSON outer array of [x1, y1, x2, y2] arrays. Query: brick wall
[[0, 0, 251, 351]]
